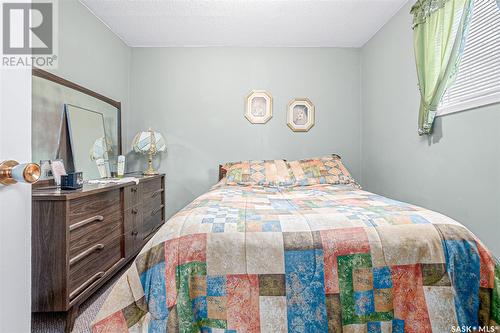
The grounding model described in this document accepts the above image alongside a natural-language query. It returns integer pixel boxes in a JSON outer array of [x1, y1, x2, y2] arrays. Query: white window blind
[[438, 0, 500, 115]]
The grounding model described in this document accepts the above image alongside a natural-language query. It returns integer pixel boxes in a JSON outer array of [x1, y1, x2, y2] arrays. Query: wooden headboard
[[218, 165, 227, 181]]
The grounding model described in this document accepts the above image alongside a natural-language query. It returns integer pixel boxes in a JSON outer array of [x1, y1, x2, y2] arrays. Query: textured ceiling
[[80, 0, 408, 47]]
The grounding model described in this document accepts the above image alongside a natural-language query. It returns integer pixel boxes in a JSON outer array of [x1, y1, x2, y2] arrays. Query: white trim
[[437, 91, 500, 116]]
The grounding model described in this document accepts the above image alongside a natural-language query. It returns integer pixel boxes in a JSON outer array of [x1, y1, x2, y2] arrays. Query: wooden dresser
[[32, 174, 165, 332]]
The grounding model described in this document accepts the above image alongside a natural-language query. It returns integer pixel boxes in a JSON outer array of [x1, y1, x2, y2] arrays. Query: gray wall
[[127, 48, 361, 217], [361, 1, 500, 257], [48, 0, 131, 142]]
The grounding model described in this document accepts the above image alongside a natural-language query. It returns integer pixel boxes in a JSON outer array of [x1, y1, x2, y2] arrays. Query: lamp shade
[[90, 136, 112, 161], [132, 129, 166, 154]]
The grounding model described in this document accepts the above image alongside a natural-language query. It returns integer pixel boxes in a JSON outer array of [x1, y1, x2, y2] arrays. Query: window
[[438, 0, 500, 115]]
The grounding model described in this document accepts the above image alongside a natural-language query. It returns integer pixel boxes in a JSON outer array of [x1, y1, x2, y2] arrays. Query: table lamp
[[132, 128, 166, 175], [90, 136, 112, 161]]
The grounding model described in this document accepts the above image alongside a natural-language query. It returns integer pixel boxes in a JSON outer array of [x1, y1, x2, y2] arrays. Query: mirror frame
[[32, 68, 122, 156]]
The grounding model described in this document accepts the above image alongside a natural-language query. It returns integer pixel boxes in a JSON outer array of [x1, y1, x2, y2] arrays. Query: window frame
[[438, 92, 500, 116], [437, 0, 500, 116]]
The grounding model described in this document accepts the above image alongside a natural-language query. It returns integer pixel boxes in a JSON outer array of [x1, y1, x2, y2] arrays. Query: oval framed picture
[[245, 90, 273, 124], [287, 98, 315, 132]]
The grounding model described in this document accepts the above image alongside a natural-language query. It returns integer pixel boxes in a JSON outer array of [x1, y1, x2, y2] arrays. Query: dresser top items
[[33, 174, 164, 200]]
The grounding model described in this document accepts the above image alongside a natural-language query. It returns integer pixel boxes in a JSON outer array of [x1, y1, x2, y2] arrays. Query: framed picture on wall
[[245, 90, 273, 124], [287, 98, 315, 132]]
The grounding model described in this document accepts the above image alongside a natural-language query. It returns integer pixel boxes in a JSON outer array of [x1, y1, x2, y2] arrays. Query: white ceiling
[[80, 0, 408, 48]]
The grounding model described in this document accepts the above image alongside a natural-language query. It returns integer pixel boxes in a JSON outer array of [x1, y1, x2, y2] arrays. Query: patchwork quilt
[[92, 184, 500, 333]]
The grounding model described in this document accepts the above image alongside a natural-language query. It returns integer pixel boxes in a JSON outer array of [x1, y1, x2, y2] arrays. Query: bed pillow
[[223, 160, 294, 187], [287, 154, 357, 186]]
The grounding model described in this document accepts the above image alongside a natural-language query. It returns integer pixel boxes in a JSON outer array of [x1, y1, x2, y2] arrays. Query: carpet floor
[[32, 264, 130, 333]]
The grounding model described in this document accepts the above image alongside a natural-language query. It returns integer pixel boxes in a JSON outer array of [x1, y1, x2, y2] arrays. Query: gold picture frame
[[287, 98, 315, 132], [245, 90, 273, 124]]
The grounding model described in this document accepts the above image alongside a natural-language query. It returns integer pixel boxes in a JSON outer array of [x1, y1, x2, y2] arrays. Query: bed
[[93, 162, 499, 333]]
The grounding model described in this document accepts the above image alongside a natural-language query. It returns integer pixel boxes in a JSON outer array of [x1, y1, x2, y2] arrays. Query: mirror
[[32, 70, 122, 183], [65, 104, 110, 180]]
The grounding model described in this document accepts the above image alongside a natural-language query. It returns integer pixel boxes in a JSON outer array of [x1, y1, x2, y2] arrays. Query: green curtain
[[411, 0, 474, 135]]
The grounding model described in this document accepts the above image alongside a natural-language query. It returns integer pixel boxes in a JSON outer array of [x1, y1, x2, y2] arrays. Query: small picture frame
[[50, 159, 67, 186], [245, 90, 273, 124], [287, 98, 315, 132]]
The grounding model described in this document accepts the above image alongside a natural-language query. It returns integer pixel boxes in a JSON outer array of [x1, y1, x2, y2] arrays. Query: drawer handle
[[131, 187, 137, 193], [151, 189, 164, 197], [68, 258, 126, 305], [70, 215, 104, 231], [131, 208, 138, 215], [132, 230, 138, 236], [69, 271, 104, 300], [69, 244, 104, 266], [151, 204, 164, 217]]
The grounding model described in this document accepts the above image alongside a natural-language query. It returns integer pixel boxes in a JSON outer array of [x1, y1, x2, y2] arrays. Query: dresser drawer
[[142, 203, 164, 240], [143, 191, 162, 216], [124, 206, 143, 258], [124, 227, 142, 258], [124, 206, 142, 233], [68, 234, 123, 300], [124, 184, 140, 210], [69, 211, 122, 258], [142, 178, 163, 197], [69, 190, 121, 224]]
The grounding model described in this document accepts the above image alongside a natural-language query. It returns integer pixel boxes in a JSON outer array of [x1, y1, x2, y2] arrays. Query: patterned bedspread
[[93, 184, 500, 333]]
